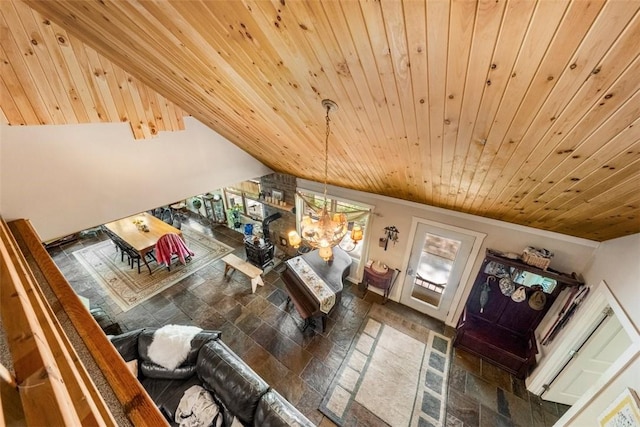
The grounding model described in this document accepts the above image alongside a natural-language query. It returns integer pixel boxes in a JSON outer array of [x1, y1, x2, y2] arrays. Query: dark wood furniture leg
[[141, 249, 153, 274], [285, 295, 322, 332]]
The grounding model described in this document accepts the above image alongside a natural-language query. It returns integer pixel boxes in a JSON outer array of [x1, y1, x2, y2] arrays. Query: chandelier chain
[[323, 103, 330, 204], [289, 98, 352, 260]]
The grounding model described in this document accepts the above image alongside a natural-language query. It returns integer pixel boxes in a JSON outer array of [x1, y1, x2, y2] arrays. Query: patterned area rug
[[320, 309, 451, 426], [73, 226, 233, 311]]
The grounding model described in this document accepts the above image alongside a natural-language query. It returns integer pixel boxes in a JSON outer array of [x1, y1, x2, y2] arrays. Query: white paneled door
[[542, 311, 632, 405]]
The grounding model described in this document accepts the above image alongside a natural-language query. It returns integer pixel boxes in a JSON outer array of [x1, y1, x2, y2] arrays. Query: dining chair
[[155, 233, 194, 271], [103, 228, 128, 263], [170, 201, 189, 222], [161, 208, 173, 225], [172, 216, 182, 230], [101, 225, 153, 271], [120, 244, 156, 274]]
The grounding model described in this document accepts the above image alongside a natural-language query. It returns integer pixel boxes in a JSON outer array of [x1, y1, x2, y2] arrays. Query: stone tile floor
[[48, 216, 568, 426], [447, 348, 570, 427]]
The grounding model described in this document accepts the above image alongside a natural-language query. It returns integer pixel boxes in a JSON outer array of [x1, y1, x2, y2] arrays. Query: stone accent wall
[[260, 173, 298, 257], [259, 173, 297, 205]]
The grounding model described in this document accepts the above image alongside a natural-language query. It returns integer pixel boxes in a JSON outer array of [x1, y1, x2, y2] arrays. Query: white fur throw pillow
[[147, 324, 202, 371]]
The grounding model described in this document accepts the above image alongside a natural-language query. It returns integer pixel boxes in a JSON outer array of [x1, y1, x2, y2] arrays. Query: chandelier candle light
[[288, 99, 358, 261]]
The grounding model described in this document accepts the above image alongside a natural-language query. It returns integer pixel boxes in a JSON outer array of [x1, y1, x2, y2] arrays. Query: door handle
[[407, 267, 414, 276]]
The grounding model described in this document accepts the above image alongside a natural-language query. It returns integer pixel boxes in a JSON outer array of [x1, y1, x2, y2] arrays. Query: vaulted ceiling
[[2, 0, 639, 241]]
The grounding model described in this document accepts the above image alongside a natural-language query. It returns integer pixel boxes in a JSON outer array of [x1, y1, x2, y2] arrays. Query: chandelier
[[288, 99, 360, 261]]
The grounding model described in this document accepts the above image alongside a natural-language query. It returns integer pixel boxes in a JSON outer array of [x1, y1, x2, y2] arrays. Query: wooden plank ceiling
[[3, 0, 639, 241], [0, 0, 186, 138]]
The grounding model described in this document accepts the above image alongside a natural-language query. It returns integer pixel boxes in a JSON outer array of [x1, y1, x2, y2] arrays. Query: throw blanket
[[155, 233, 195, 266], [176, 385, 222, 427], [147, 324, 202, 370]]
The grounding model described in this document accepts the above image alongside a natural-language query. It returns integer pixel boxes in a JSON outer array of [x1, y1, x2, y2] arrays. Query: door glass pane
[[412, 233, 461, 307]]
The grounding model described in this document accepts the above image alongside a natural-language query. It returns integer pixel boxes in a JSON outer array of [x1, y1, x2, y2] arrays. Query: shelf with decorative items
[[245, 195, 294, 213], [484, 249, 583, 289], [265, 201, 295, 212]]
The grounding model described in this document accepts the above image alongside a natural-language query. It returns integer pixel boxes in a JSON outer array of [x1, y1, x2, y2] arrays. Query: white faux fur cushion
[[147, 324, 202, 371]]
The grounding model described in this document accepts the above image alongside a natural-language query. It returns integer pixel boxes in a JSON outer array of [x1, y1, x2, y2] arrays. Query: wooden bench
[[222, 254, 264, 293]]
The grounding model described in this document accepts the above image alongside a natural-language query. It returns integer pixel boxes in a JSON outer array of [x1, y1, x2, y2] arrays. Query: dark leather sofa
[[111, 328, 315, 427]]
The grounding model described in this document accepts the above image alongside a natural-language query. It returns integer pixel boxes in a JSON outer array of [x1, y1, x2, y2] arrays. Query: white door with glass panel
[[400, 221, 480, 321]]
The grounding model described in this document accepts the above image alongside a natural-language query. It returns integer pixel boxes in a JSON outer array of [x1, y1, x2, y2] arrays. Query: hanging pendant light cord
[[323, 103, 330, 207], [294, 99, 349, 257]]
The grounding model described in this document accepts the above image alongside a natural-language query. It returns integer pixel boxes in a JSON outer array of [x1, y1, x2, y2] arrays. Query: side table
[[363, 266, 395, 303]]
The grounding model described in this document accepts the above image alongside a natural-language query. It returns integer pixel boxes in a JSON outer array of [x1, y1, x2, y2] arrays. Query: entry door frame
[[399, 216, 486, 326], [527, 280, 640, 425]]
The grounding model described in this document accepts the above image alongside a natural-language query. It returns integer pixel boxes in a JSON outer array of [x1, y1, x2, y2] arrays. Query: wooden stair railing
[[0, 362, 24, 425], [1, 218, 167, 426], [1, 217, 110, 425]]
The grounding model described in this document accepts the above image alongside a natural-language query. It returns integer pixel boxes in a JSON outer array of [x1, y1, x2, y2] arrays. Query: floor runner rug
[[320, 310, 451, 426], [73, 226, 233, 311]]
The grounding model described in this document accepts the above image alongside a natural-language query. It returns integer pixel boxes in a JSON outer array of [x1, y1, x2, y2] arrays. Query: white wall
[[563, 234, 640, 426], [583, 234, 640, 328], [298, 179, 599, 326], [0, 118, 272, 241]]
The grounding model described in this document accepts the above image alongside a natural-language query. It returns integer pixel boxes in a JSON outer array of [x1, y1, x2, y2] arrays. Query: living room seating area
[[110, 327, 314, 426]]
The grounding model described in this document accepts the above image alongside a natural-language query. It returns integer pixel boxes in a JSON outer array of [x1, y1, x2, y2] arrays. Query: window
[[295, 190, 372, 263], [224, 188, 244, 213], [224, 180, 264, 220], [245, 198, 264, 221]]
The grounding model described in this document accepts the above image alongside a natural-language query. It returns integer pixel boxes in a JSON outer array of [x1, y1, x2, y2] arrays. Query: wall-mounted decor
[[599, 388, 640, 427], [381, 226, 399, 251], [272, 190, 284, 202]]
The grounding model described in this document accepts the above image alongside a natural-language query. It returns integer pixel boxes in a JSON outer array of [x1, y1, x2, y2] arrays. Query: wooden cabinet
[[202, 194, 226, 224], [454, 249, 582, 379]]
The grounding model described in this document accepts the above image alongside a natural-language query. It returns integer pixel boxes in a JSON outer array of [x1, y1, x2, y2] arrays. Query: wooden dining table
[[104, 212, 182, 274]]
